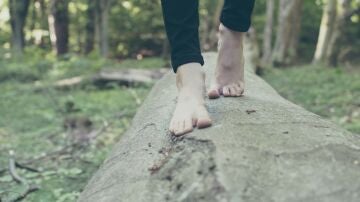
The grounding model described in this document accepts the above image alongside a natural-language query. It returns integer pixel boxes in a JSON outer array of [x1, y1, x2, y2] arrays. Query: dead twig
[[15, 162, 40, 173], [0, 168, 6, 175], [9, 151, 25, 184], [128, 89, 142, 105], [8, 150, 40, 202], [22, 144, 75, 165], [10, 184, 39, 202], [246, 109, 257, 114]]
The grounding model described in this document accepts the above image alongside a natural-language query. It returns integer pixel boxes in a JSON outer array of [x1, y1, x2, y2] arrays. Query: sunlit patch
[[122, 1, 132, 9]]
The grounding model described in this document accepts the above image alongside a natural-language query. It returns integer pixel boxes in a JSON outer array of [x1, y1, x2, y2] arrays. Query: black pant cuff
[[171, 54, 204, 73], [220, 15, 251, 32]]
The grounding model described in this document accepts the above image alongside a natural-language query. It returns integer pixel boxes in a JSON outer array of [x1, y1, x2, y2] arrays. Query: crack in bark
[[148, 137, 228, 202]]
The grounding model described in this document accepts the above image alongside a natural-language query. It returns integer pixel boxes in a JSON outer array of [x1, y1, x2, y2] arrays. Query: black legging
[[161, 0, 255, 72]]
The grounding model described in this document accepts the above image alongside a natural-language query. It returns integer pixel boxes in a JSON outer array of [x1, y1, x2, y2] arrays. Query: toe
[[174, 119, 193, 136], [229, 86, 237, 96], [196, 107, 212, 129], [174, 121, 184, 136], [237, 82, 244, 95], [232, 85, 241, 96], [192, 118, 197, 127], [208, 89, 220, 99], [231, 85, 242, 96], [173, 121, 182, 136], [223, 86, 231, 97], [183, 119, 194, 134], [208, 84, 220, 99], [169, 119, 175, 133]]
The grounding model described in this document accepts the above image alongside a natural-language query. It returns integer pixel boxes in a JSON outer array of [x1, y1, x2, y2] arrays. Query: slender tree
[[314, 0, 354, 66], [272, 0, 304, 66], [9, 0, 30, 55], [244, 27, 261, 73], [94, 0, 111, 57], [48, 0, 69, 55], [313, 0, 337, 64], [84, 0, 96, 54], [261, 0, 275, 65], [201, 0, 224, 51]]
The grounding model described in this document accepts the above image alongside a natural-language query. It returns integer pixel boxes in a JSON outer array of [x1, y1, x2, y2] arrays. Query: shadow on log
[[78, 52, 360, 202]]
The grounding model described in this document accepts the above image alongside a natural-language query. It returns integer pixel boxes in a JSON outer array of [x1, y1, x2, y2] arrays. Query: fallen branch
[[22, 144, 75, 165], [9, 151, 25, 184], [10, 184, 39, 202], [128, 89, 142, 105], [0, 168, 6, 175], [54, 68, 168, 89], [15, 162, 40, 173], [8, 150, 40, 202]]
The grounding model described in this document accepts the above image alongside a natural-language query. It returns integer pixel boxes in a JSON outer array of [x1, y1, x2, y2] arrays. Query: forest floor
[[0, 55, 359, 201], [263, 64, 360, 134], [0, 55, 165, 202]]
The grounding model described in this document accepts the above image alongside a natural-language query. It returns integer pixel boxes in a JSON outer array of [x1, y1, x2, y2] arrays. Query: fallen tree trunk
[[78, 52, 360, 202], [54, 68, 168, 89]]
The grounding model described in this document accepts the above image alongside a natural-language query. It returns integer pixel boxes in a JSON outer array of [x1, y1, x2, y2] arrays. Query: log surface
[[78, 53, 360, 202]]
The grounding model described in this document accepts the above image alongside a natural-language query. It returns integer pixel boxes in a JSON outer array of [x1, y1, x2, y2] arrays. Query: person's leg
[[208, 0, 255, 98], [161, 0, 211, 136], [161, 0, 204, 72]]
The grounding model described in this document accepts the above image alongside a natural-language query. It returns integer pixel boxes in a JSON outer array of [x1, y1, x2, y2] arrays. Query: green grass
[[1, 54, 359, 201], [263, 64, 360, 134], [0, 55, 165, 201]]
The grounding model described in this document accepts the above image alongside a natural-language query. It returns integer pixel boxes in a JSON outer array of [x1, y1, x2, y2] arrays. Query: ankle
[[176, 63, 204, 88], [219, 24, 244, 43]]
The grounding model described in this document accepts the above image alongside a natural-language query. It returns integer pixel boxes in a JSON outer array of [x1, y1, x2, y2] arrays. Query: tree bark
[[9, 0, 30, 55], [48, 0, 70, 55], [78, 52, 360, 202], [244, 27, 261, 73], [261, 0, 275, 65], [94, 0, 110, 57], [84, 0, 96, 54], [210, 0, 224, 50], [272, 0, 303, 66], [327, 0, 352, 66], [288, 1, 303, 63], [201, 0, 224, 51], [313, 0, 352, 66], [37, 0, 48, 48], [313, 0, 337, 64]]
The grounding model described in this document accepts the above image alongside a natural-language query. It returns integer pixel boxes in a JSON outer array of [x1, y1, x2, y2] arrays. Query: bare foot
[[208, 23, 245, 99], [169, 63, 212, 136]]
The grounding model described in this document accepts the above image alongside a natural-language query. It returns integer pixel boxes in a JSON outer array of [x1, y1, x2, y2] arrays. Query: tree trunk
[[244, 27, 261, 73], [208, 0, 224, 51], [261, 0, 275, 65], [200, 0, 224, 51], [288, 1, 303, 63], [95, 0, 110, 57], [48, 0, 69, 56], [313, 0, 337, 64], [9, 0, 30, 56], [84, 0, 96, 54], [327, 0, 352, 66], [78, 52, 360, 202], [37, 0, 48, 48], [272, 0, 303, 66], [314, 0, 352, 66]]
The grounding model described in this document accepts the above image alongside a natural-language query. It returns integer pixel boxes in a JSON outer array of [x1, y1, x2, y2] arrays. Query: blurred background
[[0, 0, 359, 201]]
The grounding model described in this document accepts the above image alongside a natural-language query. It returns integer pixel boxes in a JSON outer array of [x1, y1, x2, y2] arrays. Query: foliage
[[0, 56, 163, 201], [1, 0, 359, 63], [0, 0, 359, 201], [263, 65, 360, 134]]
